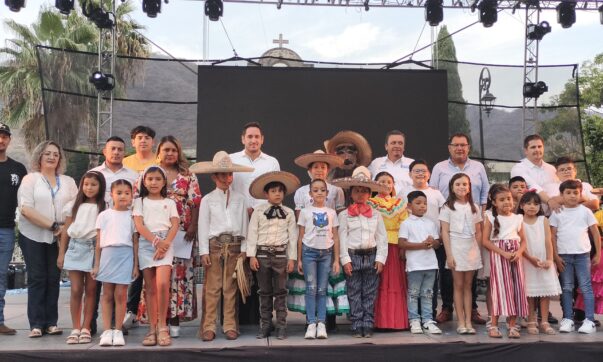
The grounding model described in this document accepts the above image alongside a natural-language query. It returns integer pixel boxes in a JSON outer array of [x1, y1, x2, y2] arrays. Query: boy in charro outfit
[[247, 171, 301, 339]]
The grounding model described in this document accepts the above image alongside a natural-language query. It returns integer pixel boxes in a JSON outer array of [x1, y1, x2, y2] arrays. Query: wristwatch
[[50, 222, 59, 232]]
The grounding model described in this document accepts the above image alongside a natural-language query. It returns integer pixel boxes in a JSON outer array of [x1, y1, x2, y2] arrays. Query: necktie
[[347, 203, 373, 218], [265, 205, 287, 220]]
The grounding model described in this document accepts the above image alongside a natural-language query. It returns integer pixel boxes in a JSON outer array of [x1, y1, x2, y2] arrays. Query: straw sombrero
[[324, 130, 372, 167], [190, 151, 254, 174], [331, 166, 389, 194], [249, 171, 301, 199], [294, 150, 344, 169]]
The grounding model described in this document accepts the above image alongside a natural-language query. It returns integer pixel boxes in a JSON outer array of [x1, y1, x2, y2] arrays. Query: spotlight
[[599, 5, 602, 25], [204, 0, 223, 21], [523, 81, 548, 98], [527, 21, 551, 40], [424, 0, 443, 27], [364, 0, 369, 11], [89, 71, 115, 91], [477, 0, 497, 28], [5, 0, 25, 12], [82, 1, 114, 29], [55, 0, 74, 14], [556, 1, 576, 29], [143, 0, 161, 18]]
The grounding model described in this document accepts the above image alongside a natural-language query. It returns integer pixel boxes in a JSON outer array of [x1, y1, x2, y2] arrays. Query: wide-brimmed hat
[[331, 166, 388, 194], [294, 150, 344, 169], [324, 130, 372, 167], [190, 151, 254, 174], [249, 171, 301, 199]]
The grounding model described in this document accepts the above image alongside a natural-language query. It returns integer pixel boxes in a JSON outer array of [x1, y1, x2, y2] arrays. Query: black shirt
[[0, 157, 27, 228]]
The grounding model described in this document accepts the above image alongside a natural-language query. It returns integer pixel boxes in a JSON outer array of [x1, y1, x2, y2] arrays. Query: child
[[92, 179, 138, 347], [192, 151, 253, 342], [509, 176, 528, 213], [247, 171, 300, 339], [58, 171, 106, 344], [123, 125, 157, 173], [575, 206, 603, 323], [399, 190, 442, 334], [133, 166, 180, 346], [550, 180, 601, 334], [439, 173, 483, 335], [544, 157, 599, 212], [518, 191, 561, 335], [333, 167, 388, 338], [368, 171, 409, 330], [482, 184, 528, 338]]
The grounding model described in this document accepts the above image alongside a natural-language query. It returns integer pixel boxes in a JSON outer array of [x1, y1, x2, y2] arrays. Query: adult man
[[429, 133, 489, 325], [368, 130, 414, 195], [123, 125, 157, 173], [0, 123, 27, 335], [511, 134, 561, 211], [230, 122, 280, 212]]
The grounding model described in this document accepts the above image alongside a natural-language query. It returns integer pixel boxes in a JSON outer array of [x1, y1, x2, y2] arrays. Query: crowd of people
[[0, 121, 601, 347]]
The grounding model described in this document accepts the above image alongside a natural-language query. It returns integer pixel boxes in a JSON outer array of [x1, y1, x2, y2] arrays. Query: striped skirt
[[489, 239, 528, 317]]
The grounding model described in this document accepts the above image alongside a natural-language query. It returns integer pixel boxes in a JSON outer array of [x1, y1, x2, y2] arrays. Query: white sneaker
[[410, 320, 423, 334], [122, 311, 138, 330], [316, 322, 328, 339], [559, 318, 575, 333], [170, 325, 180, 338], [112, 329, 125, 346], [304, 323, 317, 339], [99, 330, 113, 347], [578, 319, 596, 334], [423, 320, 442, 334]]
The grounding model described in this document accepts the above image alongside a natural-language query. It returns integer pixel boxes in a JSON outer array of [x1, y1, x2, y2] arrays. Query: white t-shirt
[[95, 209, 135, 248], [65, 203, 99, 240], [132, 197, 179, 232], [398, 215, 439, 272], [549, 205, 597, 254], [439, 202, 483, 239], [404, 186, 446, 227], [298, 206, 338, 250], [485, 210, 523, 240], [294, 183, 346, 211]]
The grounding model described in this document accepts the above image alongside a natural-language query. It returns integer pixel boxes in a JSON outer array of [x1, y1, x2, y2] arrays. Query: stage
[[1, 288, 602, 362]]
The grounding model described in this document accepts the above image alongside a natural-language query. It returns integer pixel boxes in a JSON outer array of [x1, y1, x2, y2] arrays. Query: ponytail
[[492, 207, 500, 238]]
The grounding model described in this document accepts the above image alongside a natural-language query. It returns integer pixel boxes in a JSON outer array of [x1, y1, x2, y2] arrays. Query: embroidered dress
[[368, 196, 409, 329]]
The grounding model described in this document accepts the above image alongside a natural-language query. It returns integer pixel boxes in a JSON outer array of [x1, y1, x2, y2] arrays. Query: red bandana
[[348, 203, 372, 218]]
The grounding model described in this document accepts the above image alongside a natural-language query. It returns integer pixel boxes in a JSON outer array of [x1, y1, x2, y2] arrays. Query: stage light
[[89, 71, 115, 91], [82, 0, 114, 29], [527, 21, 551, 40], [143, 0, 161, 18], [523, 81, 548, 98], [556, 1, 576, 29], [55, 0, 74, 14], [477, 0, 498, 28], [204, 0, 223, 21], [5, 0, 25, 12], [364, 0, 369, 11], [599, 5, 603, 25], [424, 0, 443, 27]]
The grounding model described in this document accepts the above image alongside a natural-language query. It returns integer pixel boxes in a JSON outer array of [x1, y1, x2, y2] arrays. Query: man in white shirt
[[368, 130, 414, 195], [230, 122, 280, 212]]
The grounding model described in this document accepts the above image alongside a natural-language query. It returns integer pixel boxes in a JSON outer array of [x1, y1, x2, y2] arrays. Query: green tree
[[435, 26, 471, 138]]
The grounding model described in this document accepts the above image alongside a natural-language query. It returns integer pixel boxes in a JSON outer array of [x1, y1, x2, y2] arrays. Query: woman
[[18, 141, 78, 337], [136, 136, 201, 337]]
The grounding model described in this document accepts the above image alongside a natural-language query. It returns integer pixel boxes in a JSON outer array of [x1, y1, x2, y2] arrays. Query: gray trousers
[[256, 251, 288, 328], [345, 250, 379, 331]]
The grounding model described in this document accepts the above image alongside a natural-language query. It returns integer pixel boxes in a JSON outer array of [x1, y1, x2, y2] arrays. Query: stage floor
[[1, 287, 602, 361]]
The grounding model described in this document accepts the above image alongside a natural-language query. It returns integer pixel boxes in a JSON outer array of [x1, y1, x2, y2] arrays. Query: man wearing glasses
[[368, 130, 414, 196]]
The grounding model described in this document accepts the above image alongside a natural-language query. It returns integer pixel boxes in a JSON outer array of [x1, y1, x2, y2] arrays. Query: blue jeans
[[302, 244, 332, 324], [0, 228, 16, 325], [407, 269, 437, 323], [559, 253, 594, 321]]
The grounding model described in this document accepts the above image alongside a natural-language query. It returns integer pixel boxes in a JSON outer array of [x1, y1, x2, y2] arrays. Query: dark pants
[[127, 275, 143, 314], [345, 251, 379, 331], [436, 245, 478, 312], [18, 233, 60, 330], [256, 250, 288, 328]]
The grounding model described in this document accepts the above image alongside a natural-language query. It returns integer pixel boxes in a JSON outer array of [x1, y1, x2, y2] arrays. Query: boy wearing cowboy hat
[[192, 151, 254, 342], [332, 166, 388, 338], [247, 171, 300, 340]]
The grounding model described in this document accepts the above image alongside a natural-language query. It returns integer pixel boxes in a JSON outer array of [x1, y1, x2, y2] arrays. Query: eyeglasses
[[449, 143, 469, 148], [412, 169, 428, 174]]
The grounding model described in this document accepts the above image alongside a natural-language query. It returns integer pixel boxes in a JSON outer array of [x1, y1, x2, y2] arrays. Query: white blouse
[[65, 203, 99, 240]]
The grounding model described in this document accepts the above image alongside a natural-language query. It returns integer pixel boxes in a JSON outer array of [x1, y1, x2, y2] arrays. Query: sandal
[[540, 322, 556, 335], [79, 328, 92, 344], [66, 329, 80, 344], [465, 327, 476, 335], [29, 328, 43, 338], [158, 327, 172, 347], [508, 328, 521, 339], [527, 322, 539, 335], [488, 326, 503, 338], [456, 326, 468, 334], [142, 330, 157, 346], [46, 326, 63, 335]]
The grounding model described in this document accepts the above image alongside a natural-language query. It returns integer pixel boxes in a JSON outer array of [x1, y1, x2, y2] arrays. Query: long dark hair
[[373, 171, 395, 197], [444, 173, 477, 213], [486, 184, 511, 238], [517, 191, 544, 217], [71, 171, 106, 219], [139, 166, 168, 199]]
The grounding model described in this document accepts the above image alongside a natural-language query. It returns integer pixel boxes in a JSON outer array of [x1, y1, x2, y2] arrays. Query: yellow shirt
[[595, 209, 603, 228], [368, 196, 408, 244], [122, 154, 158, 173]]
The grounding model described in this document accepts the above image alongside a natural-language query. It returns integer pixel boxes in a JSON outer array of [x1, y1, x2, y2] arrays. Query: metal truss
[[95, 1, 116, 147], [522, 3, 540, 140]]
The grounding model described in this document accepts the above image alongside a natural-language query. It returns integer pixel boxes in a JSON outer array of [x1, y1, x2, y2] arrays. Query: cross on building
[[272, 33, 289, 48]]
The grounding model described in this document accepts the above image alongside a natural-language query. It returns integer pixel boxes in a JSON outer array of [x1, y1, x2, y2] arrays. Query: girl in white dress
[[518, 191, 561, 335]]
